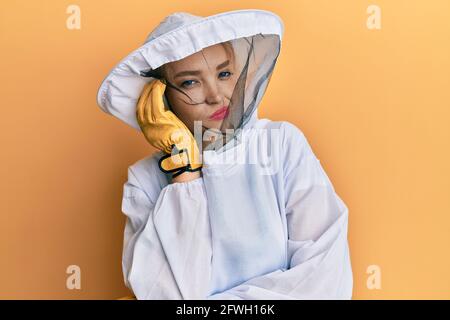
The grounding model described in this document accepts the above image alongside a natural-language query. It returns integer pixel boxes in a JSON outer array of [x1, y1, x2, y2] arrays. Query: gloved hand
[[136, 79, 202, 178]]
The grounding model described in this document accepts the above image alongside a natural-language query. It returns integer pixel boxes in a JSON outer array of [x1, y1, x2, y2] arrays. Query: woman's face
[[162, 43, 239, 136]]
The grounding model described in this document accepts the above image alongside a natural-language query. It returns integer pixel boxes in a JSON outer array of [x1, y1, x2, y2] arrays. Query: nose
[[204, 81, 224, 105]]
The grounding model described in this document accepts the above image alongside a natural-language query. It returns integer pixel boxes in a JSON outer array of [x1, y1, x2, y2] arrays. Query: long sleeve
[[121, 161, 212, 300], [206, 122, 353, 300]]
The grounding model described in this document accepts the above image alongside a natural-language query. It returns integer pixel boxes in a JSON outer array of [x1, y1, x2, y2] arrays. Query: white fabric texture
[[121, 118, 353, 299]]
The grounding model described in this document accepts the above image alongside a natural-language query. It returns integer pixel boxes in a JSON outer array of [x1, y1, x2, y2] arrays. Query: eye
[[180, 80, 197, 88], [218, 71, 232, 79]]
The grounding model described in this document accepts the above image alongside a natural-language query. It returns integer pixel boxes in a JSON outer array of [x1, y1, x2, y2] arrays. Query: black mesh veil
[[139, 33, 281, 153]]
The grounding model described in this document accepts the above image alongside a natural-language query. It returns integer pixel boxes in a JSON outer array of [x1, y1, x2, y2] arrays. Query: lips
[[209, 106, 229, 120]]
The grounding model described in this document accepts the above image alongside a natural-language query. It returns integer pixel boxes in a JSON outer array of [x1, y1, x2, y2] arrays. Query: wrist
[[171, 170, 201, 183]]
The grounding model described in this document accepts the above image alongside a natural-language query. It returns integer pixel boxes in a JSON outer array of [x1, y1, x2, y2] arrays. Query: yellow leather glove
[[136, 79, 202, 177]]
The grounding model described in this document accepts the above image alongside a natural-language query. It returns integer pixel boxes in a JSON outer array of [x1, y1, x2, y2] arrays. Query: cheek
[[168, 98, 208, 129], [178, 108, 205, 126], [219, 78, 240, 103]]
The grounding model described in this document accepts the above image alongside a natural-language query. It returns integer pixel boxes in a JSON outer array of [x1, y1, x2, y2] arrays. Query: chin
[[203, 121, 222, 130]]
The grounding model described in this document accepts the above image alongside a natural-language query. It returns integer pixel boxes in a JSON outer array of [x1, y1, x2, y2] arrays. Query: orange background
[[1, 0, 449, 299]]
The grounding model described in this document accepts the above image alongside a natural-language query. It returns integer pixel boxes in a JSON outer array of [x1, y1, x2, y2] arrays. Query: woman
[[97, 9, 353, 300]]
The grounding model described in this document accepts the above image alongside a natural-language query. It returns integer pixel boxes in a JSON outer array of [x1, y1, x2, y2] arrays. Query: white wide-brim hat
[[96, 9, 284, 130]]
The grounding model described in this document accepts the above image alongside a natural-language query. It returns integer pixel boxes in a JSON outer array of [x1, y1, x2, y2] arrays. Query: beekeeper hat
[[96, 9, 284, 131]]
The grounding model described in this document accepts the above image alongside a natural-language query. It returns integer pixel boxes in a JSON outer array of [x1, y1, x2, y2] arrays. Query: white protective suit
[[121, 113, 353, 299], [97, 9, 353, 300]]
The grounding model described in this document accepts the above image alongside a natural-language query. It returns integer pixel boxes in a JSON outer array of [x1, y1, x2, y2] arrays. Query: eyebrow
[[174, 60, 230, 79]]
